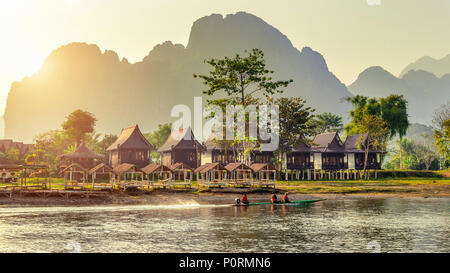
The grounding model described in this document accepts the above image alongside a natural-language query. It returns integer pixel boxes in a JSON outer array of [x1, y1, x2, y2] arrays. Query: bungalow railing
[[287, 162, 313, 170], [321, 163, 348, 170]]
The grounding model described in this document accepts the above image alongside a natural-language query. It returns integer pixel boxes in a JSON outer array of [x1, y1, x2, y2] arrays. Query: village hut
[[169, 162, 193, 188], [286, 139, 313, 180], [22, 165, 49, 189], [201, 135, 238, 165], [61, 163, 88, 190], [58, 143, 105, 169], [195, 163, 227, 188], [224, 162, 252, 187], [112, 163, 144, 190], [310, 132, 347, 180], [158, 127, 202, 169], [107, 125, 155, 168], [89, 163, 114, 190], [250, 163, 276, 187], [142, 164, 173, 189], [344, 133, 383, 179], [0, 164, 22, 184]]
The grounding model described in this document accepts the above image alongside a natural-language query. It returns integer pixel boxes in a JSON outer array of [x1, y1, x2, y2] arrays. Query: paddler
[[241, 193, 249, 205], [270, 194, 280, 204], [282, 192, 291, 203]]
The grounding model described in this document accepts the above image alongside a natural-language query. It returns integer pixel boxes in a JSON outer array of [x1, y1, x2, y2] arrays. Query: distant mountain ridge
[[349, 66, 449, 124], [400, 54, 450, 78], [4, 12, 352, 142]]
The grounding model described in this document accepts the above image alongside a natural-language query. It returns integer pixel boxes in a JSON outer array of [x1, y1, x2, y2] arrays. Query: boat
[[231, 199, 324, 207]]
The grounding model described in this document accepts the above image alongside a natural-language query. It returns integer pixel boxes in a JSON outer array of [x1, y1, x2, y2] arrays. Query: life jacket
[[283, 195, 289, 202], [241, 195, 248, 203], [271, 195, 277, 202]]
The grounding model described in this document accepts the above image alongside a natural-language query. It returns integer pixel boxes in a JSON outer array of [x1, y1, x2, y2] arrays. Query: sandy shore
[[0, 185, 448, 208]]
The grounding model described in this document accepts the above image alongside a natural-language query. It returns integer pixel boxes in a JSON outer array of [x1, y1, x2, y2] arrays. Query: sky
[[1, 0, 449, 116]]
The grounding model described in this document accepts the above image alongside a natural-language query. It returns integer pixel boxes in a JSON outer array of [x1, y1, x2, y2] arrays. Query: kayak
[[231, 199, 324, 207]]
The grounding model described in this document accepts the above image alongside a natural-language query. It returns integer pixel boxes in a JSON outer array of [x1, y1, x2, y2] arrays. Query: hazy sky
[[1, 0, 449, 115]]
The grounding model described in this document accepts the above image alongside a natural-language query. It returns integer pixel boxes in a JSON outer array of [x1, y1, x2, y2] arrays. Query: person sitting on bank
[[241, 193, 249, 205], [282, 192, 291, 203], [271, 194, 280, 204]]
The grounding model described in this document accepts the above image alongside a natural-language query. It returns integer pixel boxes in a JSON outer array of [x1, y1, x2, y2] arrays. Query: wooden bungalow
[[107, 125, 155, 168], [89, 163, 114, 191], [158, 127, 202, 169], [344, 133, 383, 179], [311, 132, 347, 170], [59, 143, 105, 169], [224, 162, 252, 187], [250, 163, 276, 187], [251, 143, 276, 165], [112, 163, 144, 190], [0, 164, 22, 184], [142, 164, 172, 189], [201, 135, 238, 165], [22, 165, 49, 189], [61, 163, 88, 190], [170, 163, 193, 188], [195, 163, 227, 188]]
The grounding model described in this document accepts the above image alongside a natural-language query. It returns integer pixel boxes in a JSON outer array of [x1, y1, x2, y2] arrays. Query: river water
[[0, 198, 448, 252]]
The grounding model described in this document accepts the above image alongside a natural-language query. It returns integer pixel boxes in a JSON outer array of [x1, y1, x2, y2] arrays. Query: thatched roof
[[107, 125, 154, 151], [0, 164, 23, 170], [89, 163, 113, 175], [141, 164, 172, 174], [194, 163, 225, 174], [59, 143, 105, 159], [157, 127, 202, 152], [250, 163, 275, 172], [310, 132, 345, 153], [225, 162, 251, 172], [113, 163, 141, 175], [170, 162, 192, 171], [60, 163, 87, 173], [344, 133, 383, 153]]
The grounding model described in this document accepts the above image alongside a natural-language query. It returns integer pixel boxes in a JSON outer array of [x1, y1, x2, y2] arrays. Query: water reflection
[[0, 198, 448, 252]]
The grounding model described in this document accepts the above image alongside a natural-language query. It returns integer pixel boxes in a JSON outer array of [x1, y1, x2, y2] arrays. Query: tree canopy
[[61, 109, 97, 145]]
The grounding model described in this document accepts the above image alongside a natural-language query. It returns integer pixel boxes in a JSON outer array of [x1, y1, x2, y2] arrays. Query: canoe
[[231, 199, 324, 207]]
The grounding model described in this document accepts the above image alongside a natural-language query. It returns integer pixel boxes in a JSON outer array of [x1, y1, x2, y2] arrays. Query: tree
[[432, 102, 450, 167], [194, 48, 292, 107], [273, 97, 315, 171], [62, 109, 97, 145], [144, 123, 172, 163], [195, 49, 293, 164], [308, 112, 343, 134], [94, 134, 118, 155], [354, 114, 389, 178], [380, 95, 409, 168]]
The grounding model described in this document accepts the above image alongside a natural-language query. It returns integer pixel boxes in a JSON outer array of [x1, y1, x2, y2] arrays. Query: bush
[[376, 170, 442, 178]]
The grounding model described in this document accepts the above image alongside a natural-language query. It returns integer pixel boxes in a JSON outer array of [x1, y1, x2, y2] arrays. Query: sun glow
[[25, 55, 46, 76]]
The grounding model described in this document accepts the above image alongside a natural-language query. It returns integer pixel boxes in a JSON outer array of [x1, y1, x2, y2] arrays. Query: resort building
[[344, 133, 382, 170], [59, 143, 105, 169], [287, 140, 313, 170], [107, 125, 155, 168], [157, 127, 202, 169], [310, 132, 347, 170]]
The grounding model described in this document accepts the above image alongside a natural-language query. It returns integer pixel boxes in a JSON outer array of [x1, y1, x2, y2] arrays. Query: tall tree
[[354, 114, 389, 179], [380, 95, 409, 168], [433, 102, 450, 168], [61, 109, 97, 145], [273, 97, 315, 171], [308, 112, 343, 134], [194, 48, 292, 107]]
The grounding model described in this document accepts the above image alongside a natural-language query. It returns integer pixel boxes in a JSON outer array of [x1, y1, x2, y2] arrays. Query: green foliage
[[61, 109, 97, 145], [376, 170, 442, 178], [383, 138, 440, 170], [434, 119, 450, 164], [380, 95, 409, 139], [144, 123, 172, 149], [94, 134, 118, 155], [194, 48, 292, 106], [308, 112, 343, 134]]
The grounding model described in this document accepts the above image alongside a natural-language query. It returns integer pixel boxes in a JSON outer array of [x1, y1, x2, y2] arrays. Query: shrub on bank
[[377, 170, 442, 178]]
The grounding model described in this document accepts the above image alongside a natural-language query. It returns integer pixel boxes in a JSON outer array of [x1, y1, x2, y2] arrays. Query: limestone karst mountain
[[400, 54, 450, 78], [349, 66, 449, 124], [4, 12, 354, 142]]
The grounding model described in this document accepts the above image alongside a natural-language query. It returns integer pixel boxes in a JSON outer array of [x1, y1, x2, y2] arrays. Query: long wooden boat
[[231, 199, 324, 207]]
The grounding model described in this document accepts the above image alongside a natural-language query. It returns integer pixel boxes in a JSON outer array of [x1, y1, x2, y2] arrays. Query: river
[[0, 198, 448, 252]]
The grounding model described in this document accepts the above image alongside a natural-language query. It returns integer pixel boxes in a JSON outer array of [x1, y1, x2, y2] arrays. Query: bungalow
[[107, 125, 155, 168], [59, 143, 105, 169], [344, 133, 382, 170], [310, 132, 347, 170], [157, 127, 202, 169]]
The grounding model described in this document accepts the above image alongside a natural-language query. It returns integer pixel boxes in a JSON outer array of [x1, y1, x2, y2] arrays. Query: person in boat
[[241, 193, 249, 205], [271, 194, 280, 204], [282, 192, 291, 203]]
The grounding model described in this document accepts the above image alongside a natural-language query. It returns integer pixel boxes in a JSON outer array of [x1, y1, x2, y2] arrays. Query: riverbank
[[0, 177, 448, 207]]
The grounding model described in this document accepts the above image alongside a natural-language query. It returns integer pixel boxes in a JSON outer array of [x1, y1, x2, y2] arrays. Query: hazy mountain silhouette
[[349, 66, 449, 124], [4, 12, 353, 142], [400, 54, 450, 78]]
